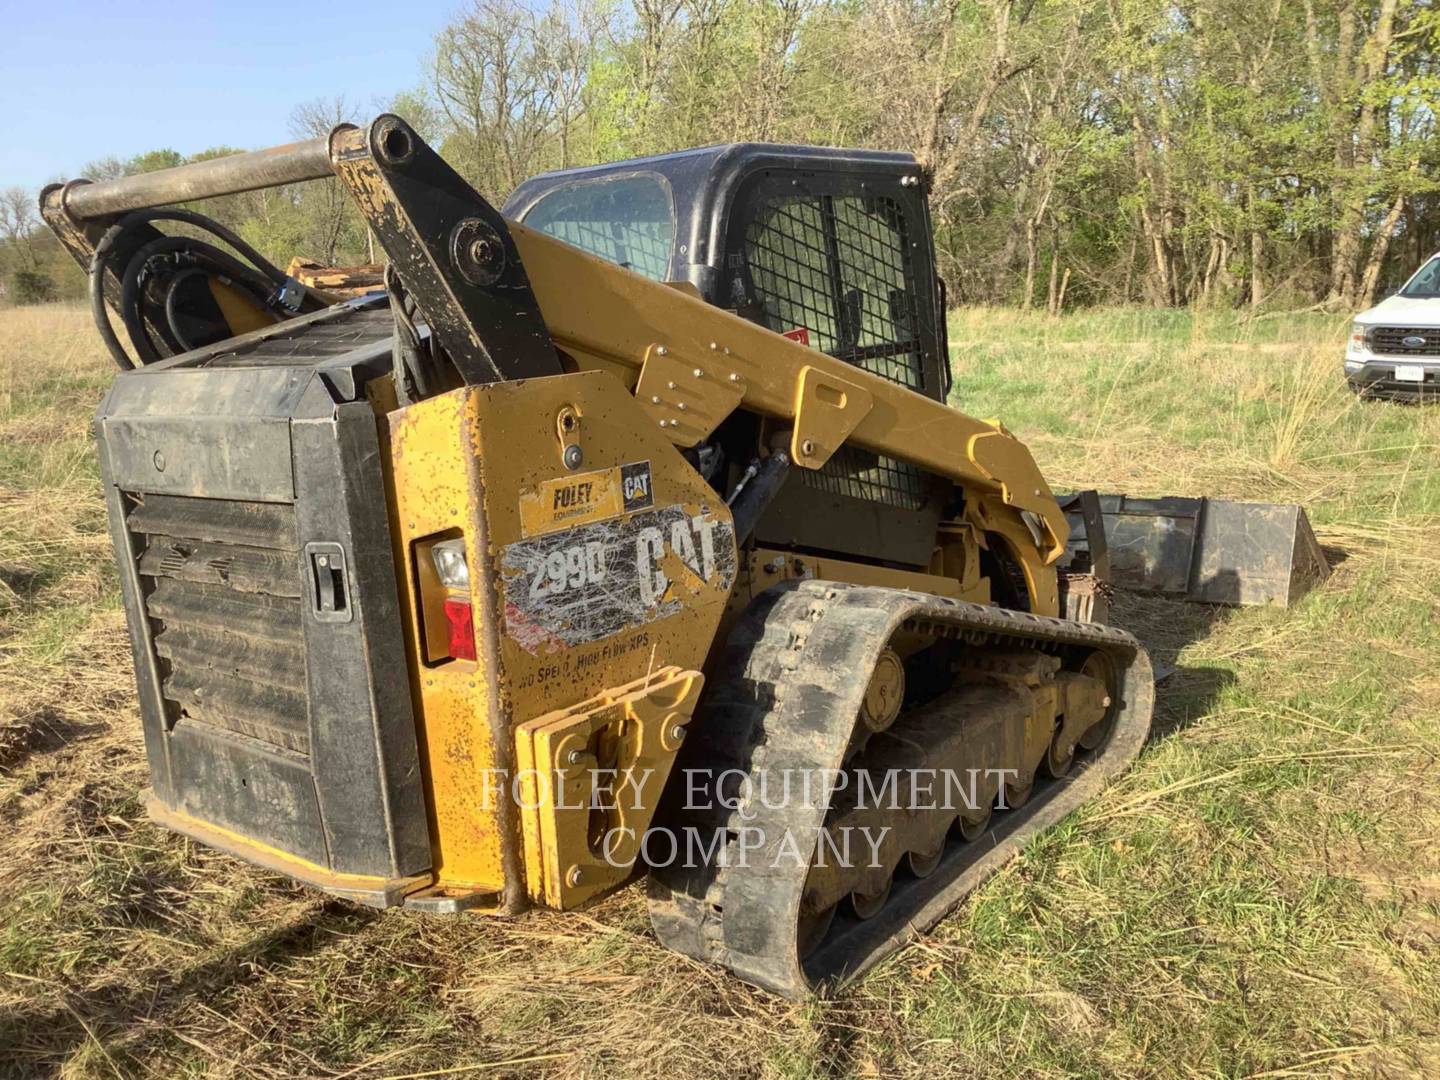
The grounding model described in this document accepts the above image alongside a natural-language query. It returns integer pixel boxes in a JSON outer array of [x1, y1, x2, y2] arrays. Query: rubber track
[[646, 580, 1155, 998]]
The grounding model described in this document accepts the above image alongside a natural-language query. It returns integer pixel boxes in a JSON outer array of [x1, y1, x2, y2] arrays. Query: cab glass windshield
[[522, 174, 675, 282], [1400, 256, 1440, 298]]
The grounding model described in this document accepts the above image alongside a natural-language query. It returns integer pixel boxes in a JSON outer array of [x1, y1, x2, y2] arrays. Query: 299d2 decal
[[501, 504, 737, 653]]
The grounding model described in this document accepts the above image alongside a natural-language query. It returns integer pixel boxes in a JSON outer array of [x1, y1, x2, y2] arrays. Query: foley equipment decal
[[518, 460, 654, 536]]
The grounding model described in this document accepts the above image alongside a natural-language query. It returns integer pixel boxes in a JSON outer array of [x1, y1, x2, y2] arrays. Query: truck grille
[[127, 493, 309, 755], [1367, 326, 1440, 357]]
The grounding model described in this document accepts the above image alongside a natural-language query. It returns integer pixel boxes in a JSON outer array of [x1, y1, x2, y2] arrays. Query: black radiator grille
[[198, 307, 394, 368], [128, 493, 309, 754], [1368, 326, 1440, 357]]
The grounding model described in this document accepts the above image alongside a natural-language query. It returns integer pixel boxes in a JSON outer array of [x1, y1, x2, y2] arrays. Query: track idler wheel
[[847, 646, 907, 759], [1077, 651, 1119, 751], [860, 648, 905, 734]]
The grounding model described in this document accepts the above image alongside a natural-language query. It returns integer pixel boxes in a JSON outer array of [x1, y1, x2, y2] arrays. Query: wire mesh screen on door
[[744, 193, 926, 391], [745, 191, 934, 511]]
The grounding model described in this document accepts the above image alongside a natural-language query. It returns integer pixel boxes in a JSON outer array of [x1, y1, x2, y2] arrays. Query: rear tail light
[[425, 537, 476, 663], [442, 595, 477, 662]]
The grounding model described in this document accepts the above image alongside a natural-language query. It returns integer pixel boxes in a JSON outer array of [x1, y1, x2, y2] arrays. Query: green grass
[[1, 303, 1437, 1078]]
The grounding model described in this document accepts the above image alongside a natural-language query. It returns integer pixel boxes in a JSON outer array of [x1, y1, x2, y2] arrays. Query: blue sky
[[0, 1, 449, 191]]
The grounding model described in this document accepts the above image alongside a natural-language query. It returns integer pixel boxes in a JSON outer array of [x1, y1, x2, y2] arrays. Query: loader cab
[[505, 144, 954, 570], [504, 143, 950, 404]]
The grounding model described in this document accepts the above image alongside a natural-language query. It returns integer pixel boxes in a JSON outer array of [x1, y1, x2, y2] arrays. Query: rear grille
[[127, 494, 309, 754], [1367, 326, 1440, 357]]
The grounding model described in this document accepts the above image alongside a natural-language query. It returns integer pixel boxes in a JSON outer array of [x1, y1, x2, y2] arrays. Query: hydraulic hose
[[116, 235, 276, 364], [88, 207, 292, 369], [161, 266, 268, 354], [161, 267, 211, 353], [385, 263, 442, 404]]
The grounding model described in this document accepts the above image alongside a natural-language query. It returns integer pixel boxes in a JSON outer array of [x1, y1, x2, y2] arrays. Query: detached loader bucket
[[1059, 494, 1330, 608]]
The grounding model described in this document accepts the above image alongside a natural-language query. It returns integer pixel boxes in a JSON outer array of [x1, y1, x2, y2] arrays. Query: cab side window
[[524, 175, 675, 282]]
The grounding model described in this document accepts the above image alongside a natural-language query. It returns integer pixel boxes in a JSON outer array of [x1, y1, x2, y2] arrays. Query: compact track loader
[[41, 116, 1162, 997]]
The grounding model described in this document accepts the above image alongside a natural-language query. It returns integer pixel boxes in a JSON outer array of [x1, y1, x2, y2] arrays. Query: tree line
[[3, 0, 1437, 313]]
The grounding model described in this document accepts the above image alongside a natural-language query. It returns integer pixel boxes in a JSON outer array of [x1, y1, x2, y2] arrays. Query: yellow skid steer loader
[[41, 116, 1321, 996]]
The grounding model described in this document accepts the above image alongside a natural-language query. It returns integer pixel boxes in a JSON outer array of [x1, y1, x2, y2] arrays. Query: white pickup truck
[[1346, 254, 1440, 399]]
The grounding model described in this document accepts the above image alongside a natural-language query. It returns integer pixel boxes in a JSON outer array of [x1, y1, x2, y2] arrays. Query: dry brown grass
[[1, 303, 1438, 1078]]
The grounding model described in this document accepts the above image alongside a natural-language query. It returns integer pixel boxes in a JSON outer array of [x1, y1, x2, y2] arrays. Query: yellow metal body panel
[[634, 344, 744, 445], [383, 389, 513, 904], [744, 548, 968, 601], [516, 666, 702, 908], [968, 495, 1061, 616], [384, 371, 737, 908], [207, 278, 279, 336]]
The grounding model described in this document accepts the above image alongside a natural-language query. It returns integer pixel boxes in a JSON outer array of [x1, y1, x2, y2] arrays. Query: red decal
[[504, 599, 563, 655]]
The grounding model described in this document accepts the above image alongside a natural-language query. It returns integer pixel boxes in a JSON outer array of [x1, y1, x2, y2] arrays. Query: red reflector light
[[442, 596, 476, 662]]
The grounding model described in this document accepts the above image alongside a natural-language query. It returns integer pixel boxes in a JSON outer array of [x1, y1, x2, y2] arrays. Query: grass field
[[1, 303, 1437, 1078]]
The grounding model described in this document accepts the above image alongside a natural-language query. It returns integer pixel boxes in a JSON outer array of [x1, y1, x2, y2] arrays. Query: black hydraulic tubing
[[164, 269, 268, 354], [94, 208, 289, 296], [161, 267, 212, 353], [89, 253, 134, 370], [728, 450, 792, 544], [89, 207, 290, 368], [118, 236, 275, 364], [164, 267, 275, 355]]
